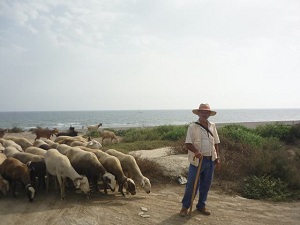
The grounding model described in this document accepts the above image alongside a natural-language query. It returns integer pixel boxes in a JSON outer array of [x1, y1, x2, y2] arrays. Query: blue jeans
[[181, 158, 214, 209]]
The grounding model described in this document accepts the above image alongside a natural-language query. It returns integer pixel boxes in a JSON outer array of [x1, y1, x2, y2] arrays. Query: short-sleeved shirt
[[185, 120, 220, 166]]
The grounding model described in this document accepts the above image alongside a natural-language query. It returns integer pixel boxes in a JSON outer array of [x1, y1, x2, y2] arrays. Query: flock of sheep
[[0, 125, 151, 202]]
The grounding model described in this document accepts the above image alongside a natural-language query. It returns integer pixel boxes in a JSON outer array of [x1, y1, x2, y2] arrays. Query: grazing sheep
[[0, 138, 23, 152], [56, 144, 73, 155], [87, 123, 102, 132], [106, 149, 151, 194], [56, 146, 113, 193], [44, 149, 90, 199], [0, 157, 35, 202], [3, 146, 21, 157], [100, 130, 119, 144], [4, 137, 33, 150], [32, 128, 59, 140], [11, 151, 45, 164], [44, 139, 59, 149], [70, 140, 102, 149], [0, 175, 9, 195], [25, 146, 47, 156], [33, 139, 51, 150], [54, 136, 87, 144], [26, 161, 47, 191], [0, 129, 8, 138], [80, 147, 136, 196]]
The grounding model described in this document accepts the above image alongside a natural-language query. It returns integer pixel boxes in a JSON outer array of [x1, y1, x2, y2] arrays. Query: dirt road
[[1, 183, 299, 225]]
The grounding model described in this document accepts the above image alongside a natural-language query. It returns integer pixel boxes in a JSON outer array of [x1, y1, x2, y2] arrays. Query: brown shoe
[[197, 207, 211, 216], [179, 208, 188, 217]]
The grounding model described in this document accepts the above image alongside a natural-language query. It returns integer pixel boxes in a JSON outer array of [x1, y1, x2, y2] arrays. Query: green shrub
[[85, 130, 101, 138], [242, 176, 291, 201], [219, 125, 264, 150], [121, 125, 187, 142], [255, 123, 292, 143], [9, 126, 24, 133]]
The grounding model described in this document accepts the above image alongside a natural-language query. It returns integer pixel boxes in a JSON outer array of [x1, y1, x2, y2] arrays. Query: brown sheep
[[101, 130, 119, 145], [32, 128, 59, 140], [0, 157, 35, 202]]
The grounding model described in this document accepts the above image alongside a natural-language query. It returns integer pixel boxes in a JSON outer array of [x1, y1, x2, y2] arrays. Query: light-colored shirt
[[185, 120, 220, 166]]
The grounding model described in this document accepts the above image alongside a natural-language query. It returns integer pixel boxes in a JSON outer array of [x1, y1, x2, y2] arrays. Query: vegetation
[[100, 123, 300, 201]]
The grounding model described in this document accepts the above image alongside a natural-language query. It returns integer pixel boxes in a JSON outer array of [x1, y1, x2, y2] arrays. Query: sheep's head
[[87, 140, 102, 149], [25, 184, 35, 202], [103, 172, 116, 192], [141, 176, 151, 194], [124, 178, 136, 195], [74, 176, 90, 194]]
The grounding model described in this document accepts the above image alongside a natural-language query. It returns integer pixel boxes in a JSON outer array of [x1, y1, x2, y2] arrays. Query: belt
[[202, 156, 212, 160]]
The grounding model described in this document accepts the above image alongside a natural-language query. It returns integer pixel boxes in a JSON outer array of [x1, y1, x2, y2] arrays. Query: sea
[[0, 109, 300, 131]]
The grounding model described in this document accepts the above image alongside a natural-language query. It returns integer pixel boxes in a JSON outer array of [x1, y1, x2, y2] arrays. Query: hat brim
[[192, 109, 217, 116]]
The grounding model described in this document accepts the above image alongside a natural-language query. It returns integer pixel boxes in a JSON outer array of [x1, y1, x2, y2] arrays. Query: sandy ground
[[1, 132, 300, 225]]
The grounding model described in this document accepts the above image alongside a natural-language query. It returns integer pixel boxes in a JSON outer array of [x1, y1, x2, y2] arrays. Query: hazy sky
[[1, 0, 299, 111]]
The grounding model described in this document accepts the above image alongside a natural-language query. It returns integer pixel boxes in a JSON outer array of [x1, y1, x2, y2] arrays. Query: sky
[[0, 0, 300, 111]]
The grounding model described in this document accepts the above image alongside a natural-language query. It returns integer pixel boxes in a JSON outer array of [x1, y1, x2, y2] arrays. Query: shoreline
[[216, 120, 300, 128]]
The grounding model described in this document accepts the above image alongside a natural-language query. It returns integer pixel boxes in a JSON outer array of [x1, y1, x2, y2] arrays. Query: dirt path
[[1, 183, 299, 225]]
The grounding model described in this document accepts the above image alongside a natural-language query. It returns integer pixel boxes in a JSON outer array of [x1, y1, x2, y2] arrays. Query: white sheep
[[106, 149, 151, 194], [87, 123, 102, 132], [44, 139, 59, 149], [56, 145, 115, 194], [44, 149, 90, 200], [33, 139, 51, 150], [25, 146, 47, 156], [3, 146, 21, 157], [10, 151, 45, 164], [54, 136, 87, 144], [100, 130, 119, 145], [56, 144, 73, 155], [0, 138, 23, 152], [70, 140, 102, 149], [4, 137, 33, 150], [80, 146, 136, 196]]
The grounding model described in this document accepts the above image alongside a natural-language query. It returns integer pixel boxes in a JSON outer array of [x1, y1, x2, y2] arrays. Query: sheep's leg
[[46, 172, 51, 194], [57, 176, 65, 200], [11, 180, 17, 198]]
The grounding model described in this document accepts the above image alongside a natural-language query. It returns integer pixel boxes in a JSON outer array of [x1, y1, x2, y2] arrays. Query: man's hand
[[194, 150, 202, 159], [215, 158, 221, 169]]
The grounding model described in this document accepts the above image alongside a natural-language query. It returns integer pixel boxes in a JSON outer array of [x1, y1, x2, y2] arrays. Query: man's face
[[199, 110, 210, 119]]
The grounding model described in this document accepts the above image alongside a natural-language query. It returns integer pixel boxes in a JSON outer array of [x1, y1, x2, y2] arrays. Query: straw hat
[[192, 103, 217, 116]]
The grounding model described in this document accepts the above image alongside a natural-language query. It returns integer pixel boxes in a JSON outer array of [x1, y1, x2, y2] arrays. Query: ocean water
[[0, 109, 300, 130]]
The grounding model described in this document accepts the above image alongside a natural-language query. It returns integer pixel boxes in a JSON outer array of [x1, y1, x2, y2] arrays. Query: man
[[179, 103, 220, 217]]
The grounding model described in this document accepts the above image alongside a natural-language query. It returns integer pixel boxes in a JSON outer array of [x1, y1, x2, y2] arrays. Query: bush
[[8, 126, 24, 133], [121, 125, 187, 142], [242, 176, 291, 201], [255, 123, 292, 143]]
